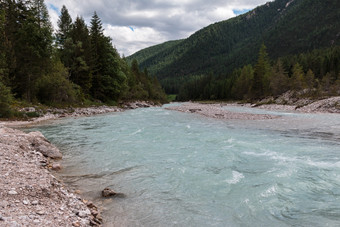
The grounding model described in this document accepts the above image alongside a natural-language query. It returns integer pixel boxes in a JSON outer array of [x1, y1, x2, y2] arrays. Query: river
[[30, 104, 340, 226]]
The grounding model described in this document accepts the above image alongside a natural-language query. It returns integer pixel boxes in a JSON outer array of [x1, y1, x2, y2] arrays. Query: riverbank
[[166, 96, 340, 120], [0, 101, 158, 226], [166, 102, 279, 120], [0, 101, 158, 128], [0, 126, 102, 226]]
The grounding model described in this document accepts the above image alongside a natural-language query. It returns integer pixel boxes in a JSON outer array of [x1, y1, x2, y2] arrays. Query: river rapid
[[31, 104, 340, 226]]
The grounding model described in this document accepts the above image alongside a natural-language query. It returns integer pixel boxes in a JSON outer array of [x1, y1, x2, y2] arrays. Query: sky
[[46, 0, 269, 56]]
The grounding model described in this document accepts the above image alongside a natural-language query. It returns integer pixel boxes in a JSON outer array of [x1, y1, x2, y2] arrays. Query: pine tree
[[305, 69, 315, 89], [56, 5, 72, 49], [291, 63, 307, 91], [89, 12, 127, 101], [232, 65, 254, 99], [0, 8, 8, 81], [4, 0, 53, 101], [270, 59, 289, 96], [251, 44, 271, 99], [68, 16, 92, 95]]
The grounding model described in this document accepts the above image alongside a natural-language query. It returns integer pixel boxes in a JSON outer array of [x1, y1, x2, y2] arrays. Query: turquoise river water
[[30, 104, 340, 226]]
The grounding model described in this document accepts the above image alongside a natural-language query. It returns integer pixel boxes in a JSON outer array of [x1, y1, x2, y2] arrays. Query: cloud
[[45, 0, 269, 56]]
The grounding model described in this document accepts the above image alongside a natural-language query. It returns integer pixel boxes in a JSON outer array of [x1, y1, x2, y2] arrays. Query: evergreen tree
[[305, 69, 316, 89], [0, 7, 13, 117], [5, 0, 53, 101], [251, 44, 271, 99], [232, 65, 254, 99], [56, 5, 72, 49], [291, 63, 307, 91], [89, 12, 127, 101], [67, 16, 92, 94], [0, 8, 8, 81], [270, 59, 290, 96]]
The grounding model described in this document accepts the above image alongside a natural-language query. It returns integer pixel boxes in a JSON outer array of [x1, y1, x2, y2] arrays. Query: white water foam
[[226, 171, 245, 184]]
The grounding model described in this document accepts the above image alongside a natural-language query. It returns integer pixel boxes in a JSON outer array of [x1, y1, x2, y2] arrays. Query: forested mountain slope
[[127, 0, 340, 92]]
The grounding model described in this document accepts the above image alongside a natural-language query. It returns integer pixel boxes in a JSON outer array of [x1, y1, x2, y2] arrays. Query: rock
[[72, 221, 80, 227], [31, 200, 38, 205], [8, 190, 18, 195], [22, 200, 29, 205], [0, 201, 9, 208], [102, 187, 117, 197], [91, 209, 99, 217], [0, 215, 4, 221], [28, 132, 62, 159], [36, 210, 45, 215], [86, 202, 96, 209], [77, 210, 91, 218], [51, 163, 62, 171]]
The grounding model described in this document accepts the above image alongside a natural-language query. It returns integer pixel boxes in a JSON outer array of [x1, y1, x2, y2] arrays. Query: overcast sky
[[46, 0, 269, 56]]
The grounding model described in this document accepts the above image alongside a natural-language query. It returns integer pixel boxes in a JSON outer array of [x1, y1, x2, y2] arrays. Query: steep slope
[[127, 0, 340, 92]]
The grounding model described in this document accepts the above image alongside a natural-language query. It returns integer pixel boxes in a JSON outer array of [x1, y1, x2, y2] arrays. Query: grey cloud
[[46, 0, 269, 55]]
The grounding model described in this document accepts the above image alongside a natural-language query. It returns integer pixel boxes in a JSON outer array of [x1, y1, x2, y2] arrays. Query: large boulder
[[28, 131, 62, 159]]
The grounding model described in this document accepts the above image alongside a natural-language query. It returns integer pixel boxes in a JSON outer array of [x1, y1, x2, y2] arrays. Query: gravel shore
[[0, 127, 102, 226], [166, 96, 340, 120], [166, 102, 279, 120]]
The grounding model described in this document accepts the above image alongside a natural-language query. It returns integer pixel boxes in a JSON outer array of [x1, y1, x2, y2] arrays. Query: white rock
[[77, 209, 91, 218], [31, 200, 38, 205], [8, 190, 18, 195]]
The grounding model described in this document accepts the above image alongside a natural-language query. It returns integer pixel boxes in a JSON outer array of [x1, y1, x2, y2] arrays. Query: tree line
[[0, 0, 166, 118], [177, 44, 340, 101]]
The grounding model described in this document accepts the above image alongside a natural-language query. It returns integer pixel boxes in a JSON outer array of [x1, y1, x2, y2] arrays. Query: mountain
[[127, 0, 340, 93]]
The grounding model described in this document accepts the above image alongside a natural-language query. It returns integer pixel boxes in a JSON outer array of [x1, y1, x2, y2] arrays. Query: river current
[[30, 104, 340, 226]]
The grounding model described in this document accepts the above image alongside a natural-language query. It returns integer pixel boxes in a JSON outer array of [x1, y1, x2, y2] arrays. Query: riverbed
[[29, 103, 340, 226]]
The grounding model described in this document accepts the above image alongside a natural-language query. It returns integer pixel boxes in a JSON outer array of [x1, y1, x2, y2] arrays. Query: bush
[[0, 81, 14, 118], [35, 61, 80, 105]]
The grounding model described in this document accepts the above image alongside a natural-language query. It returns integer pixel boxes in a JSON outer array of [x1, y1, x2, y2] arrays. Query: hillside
[[127, 0, 340, 93]]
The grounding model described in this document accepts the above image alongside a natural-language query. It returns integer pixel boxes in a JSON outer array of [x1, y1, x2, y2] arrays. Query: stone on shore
[[102, 188, 117, 197], [27, 131, 62, 159]]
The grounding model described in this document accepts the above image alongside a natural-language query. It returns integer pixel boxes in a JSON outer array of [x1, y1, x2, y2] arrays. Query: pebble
[[51, 163, 62, 171], [22, 200, 29, 205], [31, 200, 38, 205], [72, 221, 80, 227], [8, 190, 18, 195], [36, 210, 45, 215], [0, 215, 4, 221], [77, 210, 91, 218]]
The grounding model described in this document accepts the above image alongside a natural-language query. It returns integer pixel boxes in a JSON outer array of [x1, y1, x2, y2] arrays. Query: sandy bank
[[0, 127, 102, 226], [166, 102, 279, 120]]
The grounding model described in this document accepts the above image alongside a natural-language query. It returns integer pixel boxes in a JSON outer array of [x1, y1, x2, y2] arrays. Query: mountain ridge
[[127, 0, 340, 93]]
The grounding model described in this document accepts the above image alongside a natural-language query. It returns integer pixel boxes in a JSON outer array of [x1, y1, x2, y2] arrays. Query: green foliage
[[290, 63, 307, 90], [251, 44, 271, 99], [0, 80, 13, 118], [35, 60, 80, 105], [270, 60, 290, 96], [177, 44, 340, 102], [123, 59, 167, 103], [0, 1, 167, 109], [232, 65, 253, 99], [56, 5, 72, 48]]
